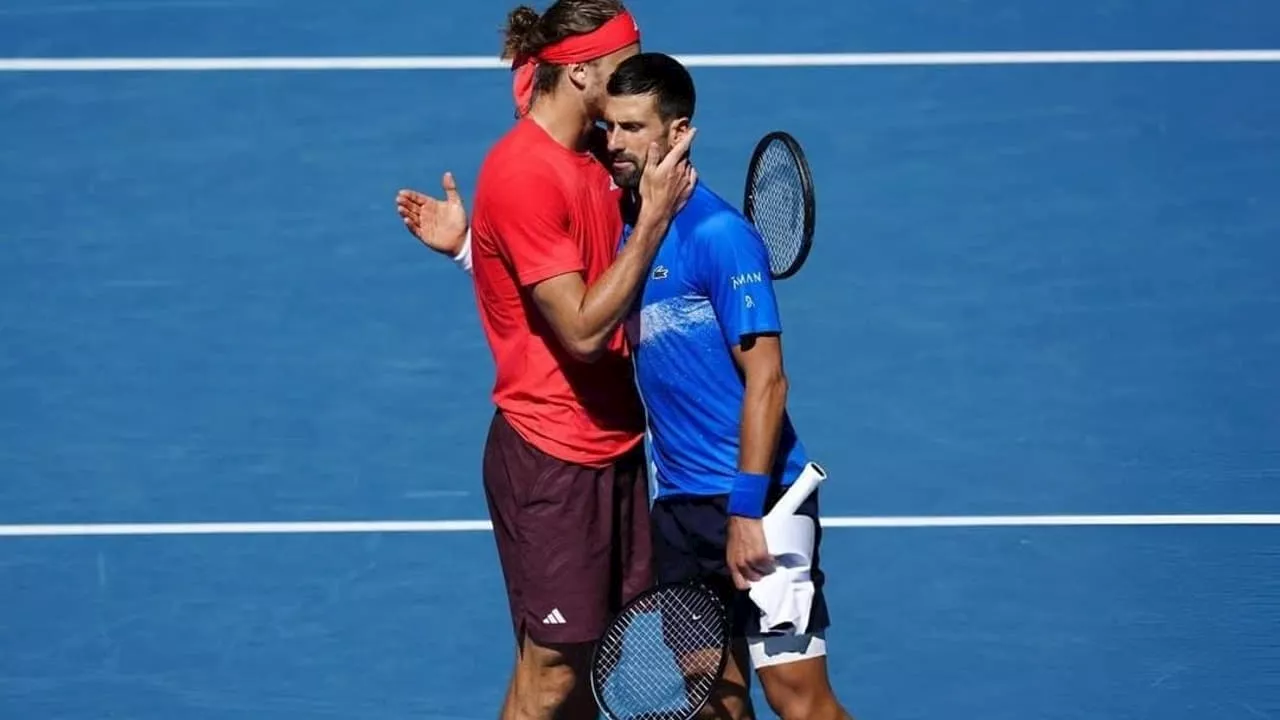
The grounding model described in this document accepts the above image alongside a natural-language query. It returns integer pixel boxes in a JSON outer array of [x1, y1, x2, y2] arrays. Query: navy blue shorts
[[650, 484, 830, 639]]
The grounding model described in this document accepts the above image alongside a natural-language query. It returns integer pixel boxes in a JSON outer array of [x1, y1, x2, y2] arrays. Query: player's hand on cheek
[[637, 128, 697, 221], [726, 515, 774, 590], [674, 127, 697, 207], [395, 171, 469, 256]]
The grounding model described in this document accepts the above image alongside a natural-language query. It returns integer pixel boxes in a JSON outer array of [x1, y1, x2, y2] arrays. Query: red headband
[[510, 10, 641, 117]]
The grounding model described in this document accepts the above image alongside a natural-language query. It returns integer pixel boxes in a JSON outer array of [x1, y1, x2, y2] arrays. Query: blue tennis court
[[2, 1, 1279, 717]]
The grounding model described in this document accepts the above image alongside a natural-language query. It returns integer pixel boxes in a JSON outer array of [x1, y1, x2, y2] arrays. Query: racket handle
[[766, 462, 827, 518]]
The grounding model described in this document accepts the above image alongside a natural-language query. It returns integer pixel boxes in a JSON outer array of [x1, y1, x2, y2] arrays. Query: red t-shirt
[[470, 118, 646, 467]]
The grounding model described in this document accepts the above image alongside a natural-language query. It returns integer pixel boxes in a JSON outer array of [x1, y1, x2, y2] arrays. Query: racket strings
[[748, 140, 807, 276], [594, 586, 727, 720]]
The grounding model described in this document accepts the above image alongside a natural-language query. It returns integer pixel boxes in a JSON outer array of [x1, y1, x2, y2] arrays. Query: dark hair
[[501, 1, 626, 100], [605, 52, 696, 121]]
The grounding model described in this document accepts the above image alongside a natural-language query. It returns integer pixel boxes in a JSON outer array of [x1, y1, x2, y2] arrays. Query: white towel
[[746, 513, 817, 635]]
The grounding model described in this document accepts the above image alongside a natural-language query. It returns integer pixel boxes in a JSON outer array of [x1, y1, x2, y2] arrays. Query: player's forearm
[[730, 369, 789, 517], [563, 215, 671, 360]]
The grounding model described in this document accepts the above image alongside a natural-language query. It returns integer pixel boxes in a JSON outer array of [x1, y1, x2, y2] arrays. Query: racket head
[[590, 580, 731, 720], [743, 130, 817, 280]]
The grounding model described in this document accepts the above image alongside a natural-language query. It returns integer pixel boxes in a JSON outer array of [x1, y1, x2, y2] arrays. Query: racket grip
[[766, 462, 827, 518]]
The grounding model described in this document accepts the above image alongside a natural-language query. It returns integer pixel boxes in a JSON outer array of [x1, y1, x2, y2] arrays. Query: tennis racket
[[589, 462, 828, 720], [743, 131, 816, 280]]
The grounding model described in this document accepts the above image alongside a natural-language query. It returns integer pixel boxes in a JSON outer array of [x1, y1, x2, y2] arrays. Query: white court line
[[1, 49, 1280, 72], [821, 514, 1280, 528], [0, 514, 1277, 537]]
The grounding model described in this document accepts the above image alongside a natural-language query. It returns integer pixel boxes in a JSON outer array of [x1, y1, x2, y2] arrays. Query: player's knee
[[513, 640, 588, 720], [514, 664, 576, 720], [705, 674, 754, 720], [757, 655, 842, 720], [531, 652, 575, 690], [763, 685, 841, 720], [704, 688, 754, 720]]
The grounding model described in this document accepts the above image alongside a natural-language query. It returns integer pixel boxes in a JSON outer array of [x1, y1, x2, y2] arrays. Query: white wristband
[[452, 229, 473, 274]]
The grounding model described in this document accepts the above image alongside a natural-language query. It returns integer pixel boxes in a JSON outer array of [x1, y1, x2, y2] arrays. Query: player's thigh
[[521, 454, 646, 645], [753, 641, 841, 720], [482, 410, 537, 644], [483, 410, 619, 646], [614, 442, 655, 608], [650, 495, 739, 602], [747, 487, 839, 717], [653, 494, 779, 639], [654, 487, 832, 645], [739, 486, 832, 646], [651, 496, 751, 692], [650, 495, 718, 585]]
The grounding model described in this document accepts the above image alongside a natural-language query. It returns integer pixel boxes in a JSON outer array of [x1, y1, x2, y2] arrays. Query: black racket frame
[[589, 579, 732, 720], [742, 130, 817, 280]]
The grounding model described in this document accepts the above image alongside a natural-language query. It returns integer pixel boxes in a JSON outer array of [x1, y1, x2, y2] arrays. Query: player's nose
[[605, 127, 625, 152]]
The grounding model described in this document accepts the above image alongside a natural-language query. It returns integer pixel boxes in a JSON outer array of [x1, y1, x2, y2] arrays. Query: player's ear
[[667, 117, 692, 150], [566, 62, 591, 91]]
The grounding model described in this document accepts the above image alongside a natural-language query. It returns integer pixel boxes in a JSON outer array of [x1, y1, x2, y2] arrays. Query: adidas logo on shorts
[[542, 608, 567, 625]]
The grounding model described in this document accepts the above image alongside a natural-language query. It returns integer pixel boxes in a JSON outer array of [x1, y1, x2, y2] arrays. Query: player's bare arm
[[531, 130, 697, 362], [727, 332, 788, 590], [393, 134, 694, 278]]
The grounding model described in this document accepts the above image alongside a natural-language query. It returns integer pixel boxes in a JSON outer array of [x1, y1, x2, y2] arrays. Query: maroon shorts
[[481, 409, 653, 646]]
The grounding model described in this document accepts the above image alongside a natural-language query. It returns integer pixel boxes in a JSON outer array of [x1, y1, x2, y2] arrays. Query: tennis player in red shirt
[[399, 3, 694, 720]]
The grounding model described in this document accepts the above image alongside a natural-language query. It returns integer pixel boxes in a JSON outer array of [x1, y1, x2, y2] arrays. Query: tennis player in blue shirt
[[602, 53, 852, 720]]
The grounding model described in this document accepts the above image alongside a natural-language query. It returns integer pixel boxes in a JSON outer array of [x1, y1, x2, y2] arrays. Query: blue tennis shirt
[[621, 180, 810, 500]]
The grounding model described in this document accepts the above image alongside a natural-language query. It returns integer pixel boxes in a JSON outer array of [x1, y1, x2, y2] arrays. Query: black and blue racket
[[590, 579, 730, 720], [743, 130, 817, 280]]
